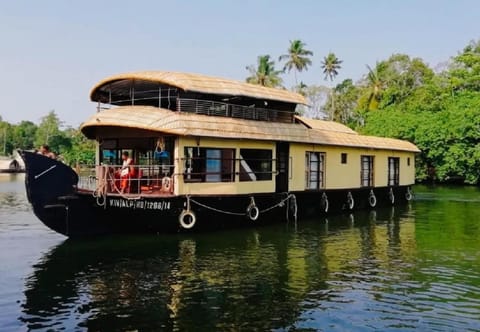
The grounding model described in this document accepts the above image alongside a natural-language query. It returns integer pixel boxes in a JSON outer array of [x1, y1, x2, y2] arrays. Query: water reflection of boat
[[20, 71, 419, 237], [19, 208, 414, 331], [18, 231, 318, 330]]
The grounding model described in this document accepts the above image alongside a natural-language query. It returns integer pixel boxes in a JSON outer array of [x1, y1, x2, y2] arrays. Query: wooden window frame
[[239, 149, 273, 182], [388, 157, 400, 186], [184, 147, 236, 183], [305, 151, 325, 190], [360, 155, 374, 187]]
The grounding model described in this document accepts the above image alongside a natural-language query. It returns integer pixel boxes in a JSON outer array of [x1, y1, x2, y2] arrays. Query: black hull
[[20, 150, 414, 237]]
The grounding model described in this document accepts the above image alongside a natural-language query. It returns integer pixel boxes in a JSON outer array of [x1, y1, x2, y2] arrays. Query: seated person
[[117, 151, 137, 193]]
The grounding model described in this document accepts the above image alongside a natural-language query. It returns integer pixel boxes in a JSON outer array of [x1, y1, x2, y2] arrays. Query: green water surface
[[0, 175, 479, 331]]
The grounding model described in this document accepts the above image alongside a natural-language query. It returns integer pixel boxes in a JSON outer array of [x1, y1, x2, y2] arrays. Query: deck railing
[[75, 156, 280, 196], [97, 97, 295, 123], [77, 164, 175, 195], [177, 98, 294, 122]]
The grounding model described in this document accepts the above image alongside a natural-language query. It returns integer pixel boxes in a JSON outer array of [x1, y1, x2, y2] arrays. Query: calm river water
[[0, 173, 479, 331]]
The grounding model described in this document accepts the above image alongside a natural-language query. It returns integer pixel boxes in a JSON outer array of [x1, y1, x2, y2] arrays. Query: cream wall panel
[[289, 144, 416, 190], [173, 137, 416, 196], [176, 137, 275, 195], [400, 154, 415, 185]]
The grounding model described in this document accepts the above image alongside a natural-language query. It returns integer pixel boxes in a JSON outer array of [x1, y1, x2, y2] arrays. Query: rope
[[286, 194, 297, 222], [189, 197, 245, 216], [93, 172, 108, 207], [189, 193, 296, 217], [93, 166, 142, 208], [261, 194, 294, 213]]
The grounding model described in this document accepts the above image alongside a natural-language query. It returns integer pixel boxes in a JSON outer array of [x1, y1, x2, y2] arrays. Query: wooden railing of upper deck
[[97, 97, 295, 123]]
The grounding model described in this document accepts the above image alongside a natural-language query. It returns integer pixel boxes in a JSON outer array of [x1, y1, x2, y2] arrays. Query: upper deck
[[90, 71, 307, 124]]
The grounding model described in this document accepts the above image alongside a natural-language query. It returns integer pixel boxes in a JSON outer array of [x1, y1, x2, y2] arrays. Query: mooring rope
[[261, 194, 295, 213], [92, 172, 108, 207], [188, 193, 295, 217], [189, 197, 245, 216], [93, 166, 142, 207]]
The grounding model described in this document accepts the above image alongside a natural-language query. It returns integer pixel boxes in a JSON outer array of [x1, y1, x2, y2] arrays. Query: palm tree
[[246, 55, 283, 88], [321, 52, 342, 81], [321, 52, 343, 119], [279, 39, 313, 85], [295, 81, 308, 96], [362, 64, 384, 111]]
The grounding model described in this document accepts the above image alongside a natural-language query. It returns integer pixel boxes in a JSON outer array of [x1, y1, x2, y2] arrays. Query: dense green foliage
[[0, 111, 95, 166], [1, 40, 479, 183], [246, 39, 480, 184], [357, 42, 480, 184]]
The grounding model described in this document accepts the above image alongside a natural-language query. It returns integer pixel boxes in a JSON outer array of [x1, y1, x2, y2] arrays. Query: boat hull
[[19, 151, 413, 237]]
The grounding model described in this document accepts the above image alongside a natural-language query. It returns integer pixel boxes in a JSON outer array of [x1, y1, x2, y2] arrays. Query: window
[[361, 155, 374, 187], [239, 149, 273, 181], [341, 153, 348, 164], [184, 147, 235, 182], [388, 157, 400, 186], [407, 157, 411, 166], [101, 149, 119, 165], [305, 152, 325, 190]]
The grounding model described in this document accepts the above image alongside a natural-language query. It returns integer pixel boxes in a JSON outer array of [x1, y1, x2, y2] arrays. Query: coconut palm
[[321, 53, 342, 118], [295, 81, 308, 96], [279, 39, 313, 85], [321, 52, 343, 81], [361, 64, 384, 111], [246, 55, 283, 88]]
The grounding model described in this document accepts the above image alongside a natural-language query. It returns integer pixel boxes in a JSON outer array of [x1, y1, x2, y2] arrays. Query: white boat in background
[[0, 155, 24, 173]]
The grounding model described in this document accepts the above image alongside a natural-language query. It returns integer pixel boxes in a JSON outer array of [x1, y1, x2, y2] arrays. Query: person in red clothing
[[118, 151, 136, 193]]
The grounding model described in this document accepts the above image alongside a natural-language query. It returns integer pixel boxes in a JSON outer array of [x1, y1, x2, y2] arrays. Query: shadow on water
[[16, 202, 480, 331]]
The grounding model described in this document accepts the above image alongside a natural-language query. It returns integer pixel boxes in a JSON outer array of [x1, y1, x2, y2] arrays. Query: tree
[[279, 39, 313, 85], [0, 121, 13, 156], [357, 43, 480, 184], [358, 54, 434, 111], [321, 52, 342, 81], [246, 55, 283, 88], [62, 128, 95, 165], [358, 64, 384, 111], [448, 39, 480, 93], [11, 121, 37, 151], [34, 110, 71, 154], [35, 110, 60, 146], [294, 81, 308, 96], [324, 79, 361, 125], [321, 52, 343, 118], [296, 85, 330, 119]]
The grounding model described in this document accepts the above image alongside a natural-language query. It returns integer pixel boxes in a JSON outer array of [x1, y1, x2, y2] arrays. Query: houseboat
[[20, 71, 419, 237]]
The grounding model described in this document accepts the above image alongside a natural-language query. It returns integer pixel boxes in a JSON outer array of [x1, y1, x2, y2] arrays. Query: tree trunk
[[330, 90, 335, 120]]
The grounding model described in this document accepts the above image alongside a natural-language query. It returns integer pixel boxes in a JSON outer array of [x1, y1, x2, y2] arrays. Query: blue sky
[[0, 0, 478, 126]]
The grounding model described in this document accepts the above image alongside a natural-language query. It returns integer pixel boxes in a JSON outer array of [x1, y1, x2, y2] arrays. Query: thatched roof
[[81, 106, 420, 153], [90, 71, 306, 105]]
